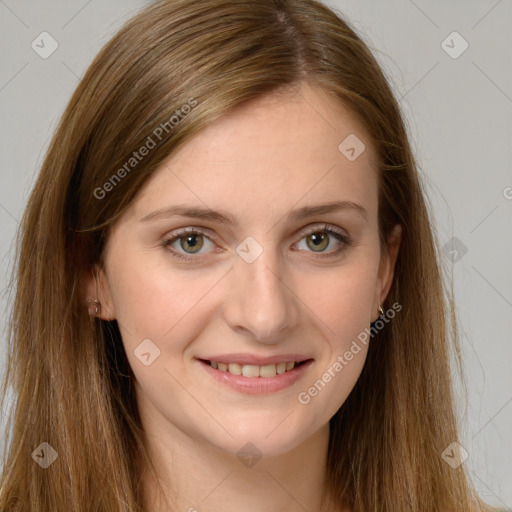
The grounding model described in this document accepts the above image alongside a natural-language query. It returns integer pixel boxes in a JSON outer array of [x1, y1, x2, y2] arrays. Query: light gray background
[[0, 0, 511, 508]]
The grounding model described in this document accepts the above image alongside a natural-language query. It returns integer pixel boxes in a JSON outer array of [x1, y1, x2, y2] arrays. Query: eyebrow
[[139, 200, 368, 225]]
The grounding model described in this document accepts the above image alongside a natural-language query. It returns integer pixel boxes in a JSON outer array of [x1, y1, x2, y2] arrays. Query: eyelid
[[299, 222, 348, 239], [166, 225, 215, 238]]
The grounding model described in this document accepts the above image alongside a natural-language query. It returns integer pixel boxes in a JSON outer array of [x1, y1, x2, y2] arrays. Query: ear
[[374, 224, 402, 316], [82, 264, 116, 320]]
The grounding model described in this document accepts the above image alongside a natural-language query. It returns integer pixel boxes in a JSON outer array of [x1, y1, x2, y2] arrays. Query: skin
[[86, 82, 401, 512]]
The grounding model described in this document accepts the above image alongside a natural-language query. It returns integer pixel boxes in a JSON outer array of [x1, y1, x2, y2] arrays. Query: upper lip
[[197, 353, 314, 365]]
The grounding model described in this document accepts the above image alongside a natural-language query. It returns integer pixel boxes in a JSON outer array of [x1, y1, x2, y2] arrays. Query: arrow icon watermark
[[134, 338, 161, 366]]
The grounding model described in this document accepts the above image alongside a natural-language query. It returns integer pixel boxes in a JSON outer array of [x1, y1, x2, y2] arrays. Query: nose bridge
[[225, 244, 299, 342]]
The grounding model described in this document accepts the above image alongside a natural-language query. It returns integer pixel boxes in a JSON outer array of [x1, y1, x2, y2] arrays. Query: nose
[[223, 250, 300, 344]]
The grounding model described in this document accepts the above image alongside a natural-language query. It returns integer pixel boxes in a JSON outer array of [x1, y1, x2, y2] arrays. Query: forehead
[[129, 83, 379, 226]]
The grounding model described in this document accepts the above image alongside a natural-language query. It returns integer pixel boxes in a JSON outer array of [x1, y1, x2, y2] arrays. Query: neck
[[137, 415, 338, 512]]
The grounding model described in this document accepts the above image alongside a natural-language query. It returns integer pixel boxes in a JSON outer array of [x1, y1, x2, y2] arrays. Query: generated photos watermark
[[297, 301, 402, 405], [93, 97, 198, 200]]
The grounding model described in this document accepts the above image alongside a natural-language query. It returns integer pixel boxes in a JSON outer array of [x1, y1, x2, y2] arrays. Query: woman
[[0, 0, 499, 510]]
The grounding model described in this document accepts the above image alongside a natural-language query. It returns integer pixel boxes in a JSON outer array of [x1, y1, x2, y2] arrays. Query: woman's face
[[90, 83, 400, 457]]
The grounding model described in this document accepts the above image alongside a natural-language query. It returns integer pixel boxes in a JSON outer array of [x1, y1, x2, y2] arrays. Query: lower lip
[[196, 359, 314, 395]]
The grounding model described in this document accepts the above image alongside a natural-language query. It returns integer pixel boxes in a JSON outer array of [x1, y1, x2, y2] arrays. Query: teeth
[[242, 365, 260, 378], [260, 364, 277, 378], [276, 362, 287, 374], [227, 363, 242, 375], [209, 360, 298, 377]]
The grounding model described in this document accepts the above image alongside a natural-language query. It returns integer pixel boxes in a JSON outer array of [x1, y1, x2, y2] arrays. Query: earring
[[378, 303, 384, 316], [87, 299, 101, 316]]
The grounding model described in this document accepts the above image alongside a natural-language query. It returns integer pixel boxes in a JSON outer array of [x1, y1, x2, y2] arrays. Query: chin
[[201, 413, 321, 460]]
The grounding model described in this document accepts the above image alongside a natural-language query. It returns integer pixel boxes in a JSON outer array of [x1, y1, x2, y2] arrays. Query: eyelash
[[161, 223, 352, 262]]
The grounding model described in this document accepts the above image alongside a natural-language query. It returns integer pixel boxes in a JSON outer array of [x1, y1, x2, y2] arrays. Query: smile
[[196, 358, 314, 394], [207, 360, 300, 377]]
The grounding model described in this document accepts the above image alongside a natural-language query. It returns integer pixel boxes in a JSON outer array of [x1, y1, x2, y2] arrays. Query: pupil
[[311, 233, 325, 245], [182, 234, 202, 253], [308, 232, 329, 252], [186, 235, 198, 247]]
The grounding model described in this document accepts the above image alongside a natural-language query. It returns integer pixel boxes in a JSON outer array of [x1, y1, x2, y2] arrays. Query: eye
[[162, 223, 352, 262], [162, 227, 216, 261], [294, 223, 351, 258]]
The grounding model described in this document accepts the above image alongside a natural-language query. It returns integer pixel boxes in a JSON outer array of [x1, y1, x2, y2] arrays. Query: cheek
[[300, 259, 379, 337], [107, 250, 225, 351], [294, 259, 377, 400]]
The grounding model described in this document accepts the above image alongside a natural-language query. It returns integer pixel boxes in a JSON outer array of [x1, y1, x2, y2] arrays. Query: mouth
[[199, 359, 310, 377], [196, 357, 314, 395]]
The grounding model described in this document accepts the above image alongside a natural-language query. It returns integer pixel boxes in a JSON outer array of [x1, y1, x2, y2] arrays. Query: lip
[[195, 357, 314, 395], [198, 353, 313, 366]]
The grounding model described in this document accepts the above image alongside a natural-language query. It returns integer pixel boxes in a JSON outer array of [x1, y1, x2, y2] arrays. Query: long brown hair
[[0, 0, 494, 510]]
